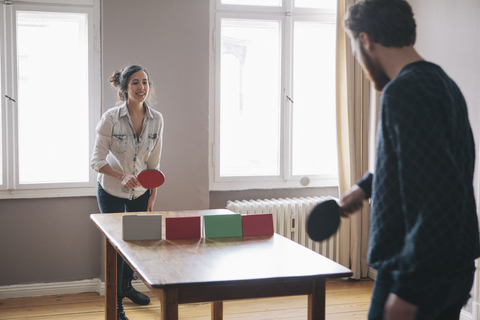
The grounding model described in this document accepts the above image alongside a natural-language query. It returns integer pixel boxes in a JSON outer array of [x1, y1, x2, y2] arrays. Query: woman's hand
[[121, 174, 141, 189], [99, 165, 142, 189]]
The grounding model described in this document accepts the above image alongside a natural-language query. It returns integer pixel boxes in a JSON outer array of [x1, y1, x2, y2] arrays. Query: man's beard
[[360, 45, 390, 91]]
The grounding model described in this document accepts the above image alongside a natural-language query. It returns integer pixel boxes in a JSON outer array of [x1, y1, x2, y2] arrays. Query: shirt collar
[[144, 104, 154, 119], [119, 102, 154, 119], [119, 103, 129, 117]]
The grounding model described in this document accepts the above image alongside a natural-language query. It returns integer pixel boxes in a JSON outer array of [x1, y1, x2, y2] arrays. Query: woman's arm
[[98, 164, 141, 189], [147, 188, 157, 211], [146, 114, 164, 170]]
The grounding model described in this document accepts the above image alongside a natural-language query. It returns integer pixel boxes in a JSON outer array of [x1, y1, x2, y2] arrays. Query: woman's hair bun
[[109, 70, 123, 87]]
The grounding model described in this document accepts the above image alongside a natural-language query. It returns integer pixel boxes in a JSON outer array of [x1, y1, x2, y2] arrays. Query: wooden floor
[[0, 278, 374, 320]]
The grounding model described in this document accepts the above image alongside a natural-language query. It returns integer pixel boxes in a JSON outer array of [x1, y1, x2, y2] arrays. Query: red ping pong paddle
[[137, 169, 165, 189], [306, 199, 341, 242]]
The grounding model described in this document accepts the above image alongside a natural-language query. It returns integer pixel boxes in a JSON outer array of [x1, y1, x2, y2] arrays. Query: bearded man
[[338, 1, 480, 319]]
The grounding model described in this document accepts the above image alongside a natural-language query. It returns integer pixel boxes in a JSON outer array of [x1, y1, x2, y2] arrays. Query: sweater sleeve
[[356, 172, 373, 199]]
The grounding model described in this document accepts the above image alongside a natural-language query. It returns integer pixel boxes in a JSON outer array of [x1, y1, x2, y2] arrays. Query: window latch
[[4, 95, 16, 103], [286, 95, 294, 104]]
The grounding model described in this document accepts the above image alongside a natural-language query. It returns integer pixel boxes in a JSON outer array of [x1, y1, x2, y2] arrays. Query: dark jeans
[[369, 267, 475, 320], [96, 183, 151, 297]]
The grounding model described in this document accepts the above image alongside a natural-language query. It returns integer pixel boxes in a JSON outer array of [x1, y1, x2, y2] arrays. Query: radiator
[[226, 196, 339, 262]]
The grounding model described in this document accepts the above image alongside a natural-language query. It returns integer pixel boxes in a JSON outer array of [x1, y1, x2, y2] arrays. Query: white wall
[[102, 0, 211, 211]]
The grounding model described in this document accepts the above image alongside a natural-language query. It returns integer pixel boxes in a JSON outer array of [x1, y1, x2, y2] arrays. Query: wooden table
[[91, 209, 352, 320]]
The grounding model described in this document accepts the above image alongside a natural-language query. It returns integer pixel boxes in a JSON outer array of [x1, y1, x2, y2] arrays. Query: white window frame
[[209, 0, 338, 191], [0, 0, 101, 199]]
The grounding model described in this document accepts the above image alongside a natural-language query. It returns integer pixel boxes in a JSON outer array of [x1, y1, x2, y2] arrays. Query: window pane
[[220, 19, 281, 176], [221, 0, 281, 6], [17, 11, 89, 184], [292, 21, 337, 176], [295, 0, 336, 9]]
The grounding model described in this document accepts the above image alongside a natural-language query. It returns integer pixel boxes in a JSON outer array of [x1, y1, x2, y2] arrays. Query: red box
[[241, 213, 274, 236], [165, 216, 201, 240]]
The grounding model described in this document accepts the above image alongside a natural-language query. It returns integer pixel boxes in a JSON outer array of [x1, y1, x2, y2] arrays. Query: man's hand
[[338, 184, 366, 216], [384, 293, 418, 320]]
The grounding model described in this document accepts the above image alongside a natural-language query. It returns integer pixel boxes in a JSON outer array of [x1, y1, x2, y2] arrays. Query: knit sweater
[[357, 61, 480, 305]]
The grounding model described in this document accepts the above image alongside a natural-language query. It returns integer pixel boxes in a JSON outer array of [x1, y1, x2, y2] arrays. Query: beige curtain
[[335, 0, 371, 279]]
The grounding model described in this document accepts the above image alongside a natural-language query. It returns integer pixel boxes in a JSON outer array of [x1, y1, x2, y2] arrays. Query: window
[[0, 0, 100, 199], [210, 0, 338, 190]]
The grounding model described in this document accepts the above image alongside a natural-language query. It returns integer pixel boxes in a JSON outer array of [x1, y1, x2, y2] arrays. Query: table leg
[[105, 238, 117, 320], [211, 301, 223, 320], [308, 278, 326, 320], [161, 288, 179, 320]]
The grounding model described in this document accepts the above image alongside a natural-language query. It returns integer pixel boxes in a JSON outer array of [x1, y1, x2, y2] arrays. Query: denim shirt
[[91, 103, 164, 200]]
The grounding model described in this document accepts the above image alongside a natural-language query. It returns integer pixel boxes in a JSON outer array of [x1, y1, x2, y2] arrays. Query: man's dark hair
[[343, 0, 416, 47]]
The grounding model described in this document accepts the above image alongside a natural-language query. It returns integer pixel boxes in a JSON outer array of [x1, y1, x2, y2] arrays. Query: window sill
[[210, 177, 338, 191], [0, 186, 96, 200]]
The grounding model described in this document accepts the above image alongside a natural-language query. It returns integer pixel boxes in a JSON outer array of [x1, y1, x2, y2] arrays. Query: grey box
[[123, 214, 162, 241]]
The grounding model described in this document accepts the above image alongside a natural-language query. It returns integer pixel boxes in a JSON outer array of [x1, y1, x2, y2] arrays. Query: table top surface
[[91, 209, 352, 289]]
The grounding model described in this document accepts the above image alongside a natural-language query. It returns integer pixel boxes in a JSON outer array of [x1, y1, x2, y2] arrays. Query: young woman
[[91, 65, 164, 320]]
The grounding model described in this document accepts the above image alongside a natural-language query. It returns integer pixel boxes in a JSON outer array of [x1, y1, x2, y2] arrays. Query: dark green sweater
[[358, 61, 480, 305]]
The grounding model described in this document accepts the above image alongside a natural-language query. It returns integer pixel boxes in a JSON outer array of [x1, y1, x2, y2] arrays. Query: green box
[[204, 213, 243, 238]]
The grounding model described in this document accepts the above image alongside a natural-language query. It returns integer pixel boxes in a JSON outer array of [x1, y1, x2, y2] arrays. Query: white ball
[[300, 176, 310, 186]]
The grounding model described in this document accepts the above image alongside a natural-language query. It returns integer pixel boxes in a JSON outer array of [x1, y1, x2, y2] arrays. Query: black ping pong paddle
[[137, 169, 165, 189], [306, 199, 341, 242]]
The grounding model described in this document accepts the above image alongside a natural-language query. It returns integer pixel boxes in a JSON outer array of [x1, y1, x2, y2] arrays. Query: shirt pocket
[[111, 134, 127, 153], [147, 133, 158, 151]]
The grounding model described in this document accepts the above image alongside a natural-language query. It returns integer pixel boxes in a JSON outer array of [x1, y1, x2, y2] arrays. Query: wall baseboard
[[368, 267, 377, 280], [0, 279, 148, 300]]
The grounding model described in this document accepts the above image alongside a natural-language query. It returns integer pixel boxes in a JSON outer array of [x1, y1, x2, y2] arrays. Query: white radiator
[[226, 196, 339, 262]]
